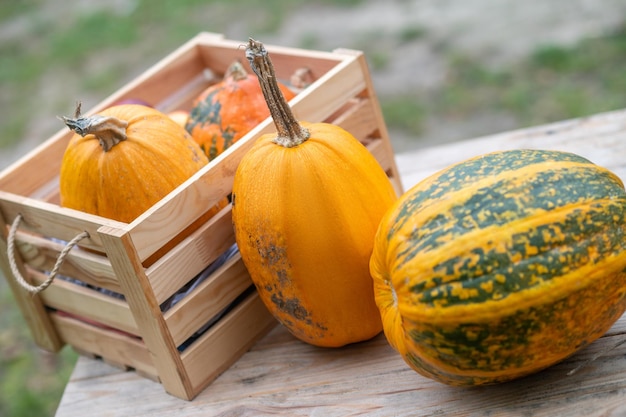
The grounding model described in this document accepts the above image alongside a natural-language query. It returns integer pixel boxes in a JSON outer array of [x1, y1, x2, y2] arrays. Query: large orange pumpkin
[[186, 60, 296, 160], [59, 103, 224, 223], [231, 39, 398, 347]]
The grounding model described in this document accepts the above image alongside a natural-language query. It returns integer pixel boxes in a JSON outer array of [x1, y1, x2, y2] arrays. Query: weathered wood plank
[[55, 315, 626, 417], [396, 109, 626, 190]]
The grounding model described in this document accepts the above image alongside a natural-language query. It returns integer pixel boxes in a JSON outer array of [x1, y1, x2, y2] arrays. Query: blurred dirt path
[[252, 0, 626, 151], [2, 0, 626, 168]]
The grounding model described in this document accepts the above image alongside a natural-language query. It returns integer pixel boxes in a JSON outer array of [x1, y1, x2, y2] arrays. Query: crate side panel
[[326, 97, 379, 142], [164, 254, 252, 347], [94, 37, 213, 113], [345, 49, 403, 193], [194, 38, 344, 86], [181, 291, 277, 395], [14, 231, 121, 292], [98, 225, 193, 399], [312, 94, 402, 191], [147, 204, 235, 304], [50, 312, 156, 378], [366, 140, 404, 195], [30, 269, 137, 335], [0, 192, 123, 251], [0, 128, 69, 196]]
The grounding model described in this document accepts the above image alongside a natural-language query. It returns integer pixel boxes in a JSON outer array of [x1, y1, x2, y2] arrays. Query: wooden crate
[[0, 32, 402, 401]]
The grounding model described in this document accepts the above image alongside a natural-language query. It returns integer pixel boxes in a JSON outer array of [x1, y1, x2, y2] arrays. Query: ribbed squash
[[186, 60, 296, 160], [59, 104, 225, 223], [232, 39, 398, 347], [370, 149, 626, 385]]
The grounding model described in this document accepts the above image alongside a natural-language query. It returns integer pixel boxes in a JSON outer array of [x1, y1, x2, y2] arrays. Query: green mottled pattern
[[185, 89, 236, 160], [378, 149, 626, 385], [186, 89, 222, 131], [390, 150, 605, 237], [401, 266, 626, 384], [414, 202, 626, 305], [391, 150, 626, 307], [401, 167, 624, 254]]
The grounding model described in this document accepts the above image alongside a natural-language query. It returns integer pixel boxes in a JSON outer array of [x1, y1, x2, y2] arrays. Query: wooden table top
[[55, 110, 626, 417]]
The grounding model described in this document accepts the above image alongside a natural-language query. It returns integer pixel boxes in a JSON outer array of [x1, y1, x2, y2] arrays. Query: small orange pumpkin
[[59, 103, 224, 223], [185, 60, 296, 160]]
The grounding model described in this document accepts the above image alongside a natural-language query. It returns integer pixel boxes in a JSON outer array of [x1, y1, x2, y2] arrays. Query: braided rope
[[7, 213, 90, 294]]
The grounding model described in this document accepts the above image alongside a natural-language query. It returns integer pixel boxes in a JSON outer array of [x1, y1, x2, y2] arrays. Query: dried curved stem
[[60, 103, 128, 152], [246, 38, 309, 148]]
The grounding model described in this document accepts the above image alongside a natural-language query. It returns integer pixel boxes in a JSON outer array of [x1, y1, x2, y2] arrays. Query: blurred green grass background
[[2, 1, 626, 416]]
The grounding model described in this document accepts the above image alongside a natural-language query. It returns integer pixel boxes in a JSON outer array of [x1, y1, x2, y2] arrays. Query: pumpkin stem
[[245, 38, 309, 148], [225, 60, 249, 82], [60, 104, 128, 152]]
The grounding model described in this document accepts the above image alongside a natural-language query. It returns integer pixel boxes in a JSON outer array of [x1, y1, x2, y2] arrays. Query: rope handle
[[7, 213, 90, 294]]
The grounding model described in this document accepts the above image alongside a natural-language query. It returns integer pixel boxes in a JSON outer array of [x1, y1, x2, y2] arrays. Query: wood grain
[[55, 108, 626, 417], [163, 254, 252, 347], [55, 316, 626, 417], [396, 109, 626, 190]]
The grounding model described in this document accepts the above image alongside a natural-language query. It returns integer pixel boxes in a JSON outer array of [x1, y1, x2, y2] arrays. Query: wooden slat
[[164, 254, 252, 347], [194, 32, 345, 83], [30, 176, 60, 204], [153, 71, 218, 113], [326, 96, 403, 194], [327, 97, 379, 140], [29, 269, 137, 335], [287, 52, 366, 125], [97, 224, 192, 400], [50, 311, 156, 378], [365, 139, 403, 195], [146, 204, 235, 305], [0, 128, 68, 196], [14, 230, 120, 293], [0, 191, 122, 252], [336, 47, 403, 194], [181, 291, 277, 396], [365, 139, 390, 171], [93, 33, 220, 112]]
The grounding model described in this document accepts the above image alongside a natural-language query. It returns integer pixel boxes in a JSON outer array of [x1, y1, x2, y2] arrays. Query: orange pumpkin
[[185, 60, 296, 160], [231, 39, 398, 347], [59, 103, 224, 223]]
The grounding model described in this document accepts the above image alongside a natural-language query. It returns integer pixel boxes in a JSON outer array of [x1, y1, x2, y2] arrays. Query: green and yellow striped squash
[[370, 149, 626, 386]]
